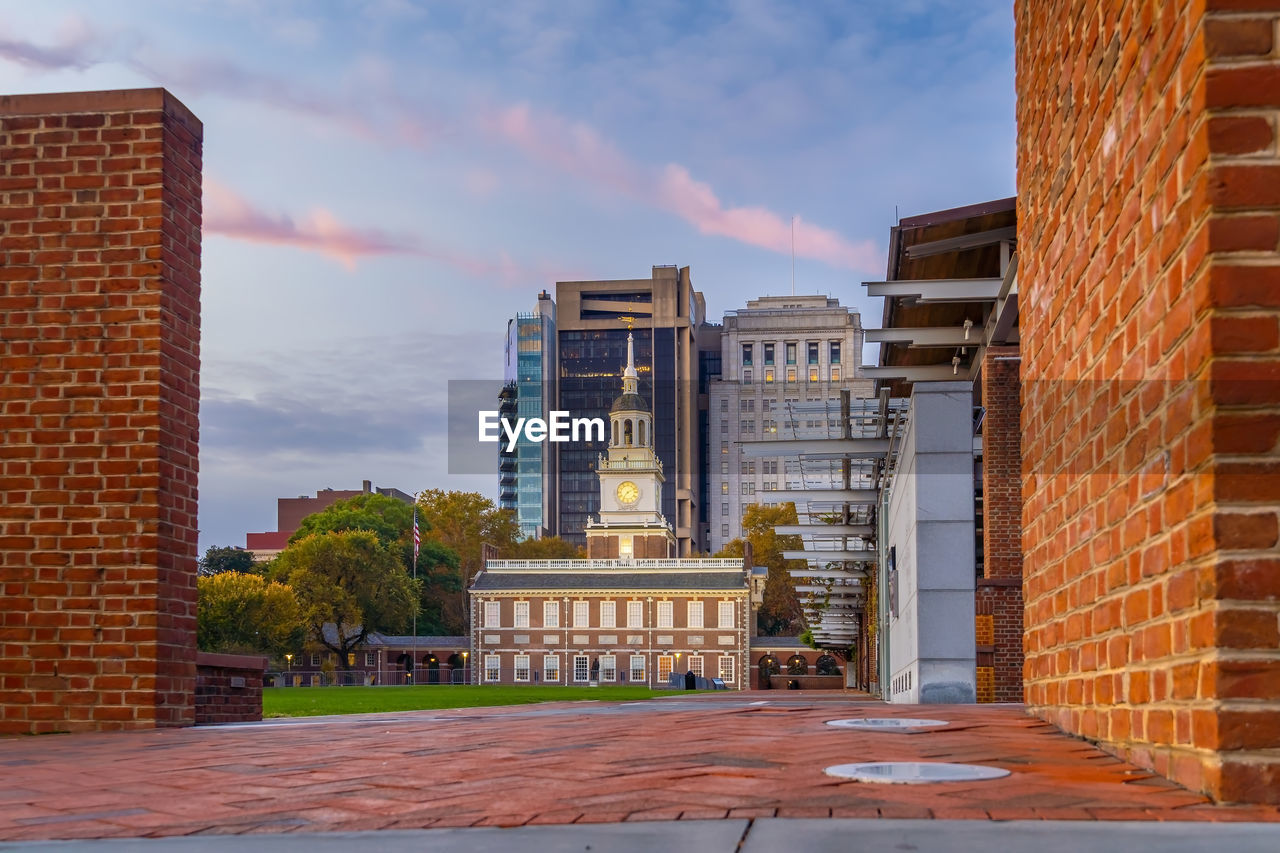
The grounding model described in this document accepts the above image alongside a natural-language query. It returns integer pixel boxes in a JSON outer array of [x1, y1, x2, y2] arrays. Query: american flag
[[412, 508, 420, 567]]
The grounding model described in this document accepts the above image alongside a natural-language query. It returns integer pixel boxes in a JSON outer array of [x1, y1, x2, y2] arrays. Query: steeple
[[610, 331, 649, 418]]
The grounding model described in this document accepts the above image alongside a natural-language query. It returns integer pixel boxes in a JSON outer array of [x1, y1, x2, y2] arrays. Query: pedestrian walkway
[[2, 693, 1277, 844]]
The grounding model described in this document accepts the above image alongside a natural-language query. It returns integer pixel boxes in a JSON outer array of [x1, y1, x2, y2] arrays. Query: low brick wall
[[767, 675, 843, 690], [195, 653, 267, 725]]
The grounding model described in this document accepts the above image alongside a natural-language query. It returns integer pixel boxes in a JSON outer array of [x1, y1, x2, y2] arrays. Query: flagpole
[[411, 506, 419, 686]]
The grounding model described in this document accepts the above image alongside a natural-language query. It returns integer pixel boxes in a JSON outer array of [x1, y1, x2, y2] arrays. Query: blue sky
[[0, 0, 1016, 551]]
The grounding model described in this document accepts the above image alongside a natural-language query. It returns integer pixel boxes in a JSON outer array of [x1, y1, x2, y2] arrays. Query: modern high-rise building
[[500, 291, 557, 539], [707, 295, 873, 552], [553, 266, 707, 555]]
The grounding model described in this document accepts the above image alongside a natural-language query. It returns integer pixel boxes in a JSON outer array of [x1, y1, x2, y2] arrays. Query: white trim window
[[600, 654, 617, 682], [514, 601, 529, 629], [718, 655, 735, 684], [629, 655, 646, 683], [543, 655, 560, 683], [573, 655, 590, 683], [657, 655, 674, 684], [484, 600, 501, 628], [365, 652, 377, 667], [514, 654, 530, 682], [687, 601, 704, 629], [543, 600, 559, 627], [627, 600, 644, 628], [689, 655, 704, 677], [599, 600, 617, 629], [573, 600, 590, 628], [484, 654, 500, 682], [657, 600, 673, 629], [718, 600, 735, 629]]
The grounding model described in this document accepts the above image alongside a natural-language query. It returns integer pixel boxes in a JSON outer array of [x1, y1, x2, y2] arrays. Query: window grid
[[719, 601, 735, 628], [719, 655, 736, 683], [600, 654, 617, 682], [514, 601, 529, 629], [514, 654, 530, 682], [600, 600, 616, 629], [657, 600, 673, 629], [573, 600, 590, 628], [658, 655, 674, 684], [629, 655, 646, 683], [543, 600, 559, 627], [687, 601, 704, 628], [574, 655, 590, 683], [484, 600, 501, 628], [689, 655, 704, 677], [543, 654, 560, 683], [627, 600, 644, 628], [484, 654, 500, 682]]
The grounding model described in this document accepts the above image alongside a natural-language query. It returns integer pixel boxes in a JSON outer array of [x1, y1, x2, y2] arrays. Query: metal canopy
[[782, 550, 875, 561], [861, 364, 975, 382], [739, 438, 890, 458], [864, 278, 1002, 302], [763, 489, 879, 504], [903, 225, 1016, 259], [773, 524, 874, 536]]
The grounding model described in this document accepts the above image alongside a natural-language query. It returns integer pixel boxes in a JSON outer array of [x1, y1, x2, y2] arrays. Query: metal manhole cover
[[825, 718, 948, 730], [825, 761, 1010, 783]]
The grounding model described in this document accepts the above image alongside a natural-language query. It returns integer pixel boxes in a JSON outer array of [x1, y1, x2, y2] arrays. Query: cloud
[[1, 22, 880, 273], [203, 179, 560, 283], [0, 15, 100, 71]]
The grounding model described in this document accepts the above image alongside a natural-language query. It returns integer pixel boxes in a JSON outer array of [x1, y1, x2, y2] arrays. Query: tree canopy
[[198, 545, 257, 577], [414, 490, 520, 630], [716, 502, 805, 635], [289, 492, 465, 635], [197, 572, 304, 657], [273, 530, 419, 668]]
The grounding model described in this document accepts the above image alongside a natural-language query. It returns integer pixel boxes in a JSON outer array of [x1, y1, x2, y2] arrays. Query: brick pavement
[[2, 693, 1278, 842]]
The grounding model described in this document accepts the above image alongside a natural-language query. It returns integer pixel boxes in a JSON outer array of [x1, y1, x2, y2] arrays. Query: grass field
[[263, 685, 681, 717]]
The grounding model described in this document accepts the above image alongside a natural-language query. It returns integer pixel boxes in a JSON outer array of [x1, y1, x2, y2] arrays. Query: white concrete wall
[[885, 381, 976, 704]]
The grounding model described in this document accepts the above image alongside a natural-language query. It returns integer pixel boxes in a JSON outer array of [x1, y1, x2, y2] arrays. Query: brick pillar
[[977, 345, 1024, 703], [0, 89, 202, 732], [1016, 1, 1280, 802]]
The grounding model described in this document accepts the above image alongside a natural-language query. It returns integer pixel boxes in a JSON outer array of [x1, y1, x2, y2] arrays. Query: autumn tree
[[504, 536, 584, 560], [197, 572, 304, 657], [716, 502, 805, 635], [198, 545, 257, 576], [291, 493, 464, 635], [414, 490, 520, 629], [273, 530, 418, 669]]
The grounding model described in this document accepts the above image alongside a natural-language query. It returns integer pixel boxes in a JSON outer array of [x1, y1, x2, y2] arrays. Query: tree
[[291, 492, 465, 636], [504, 536, 584, 560], [198, 545, 257, 577], [197, 572, 304, 657], [414, 490, 520, 630], [273, 530, 419, 670], [716, 503, 805, 635]]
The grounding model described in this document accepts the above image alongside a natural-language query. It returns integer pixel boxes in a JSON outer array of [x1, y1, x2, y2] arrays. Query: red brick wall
[[0, 89, 202, 733], [979, 345, 1025, 703], [195, 653, 265, 725], [1016, 2, 1280, 802]]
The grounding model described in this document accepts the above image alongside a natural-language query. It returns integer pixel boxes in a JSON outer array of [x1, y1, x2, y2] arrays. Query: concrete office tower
[[554, 267, 706, 555], [500, 291, 557, 539], [707, 296, 873, 553]]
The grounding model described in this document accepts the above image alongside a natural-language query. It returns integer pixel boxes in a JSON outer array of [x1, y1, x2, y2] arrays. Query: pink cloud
[[203, 179, 560, 285]]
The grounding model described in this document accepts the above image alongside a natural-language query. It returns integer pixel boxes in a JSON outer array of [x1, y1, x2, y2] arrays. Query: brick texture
[[194, 653, 265, 725], [0, 89, 202, 733], [979, 345, 1025, 703], [1016, 2, 1280, 802]]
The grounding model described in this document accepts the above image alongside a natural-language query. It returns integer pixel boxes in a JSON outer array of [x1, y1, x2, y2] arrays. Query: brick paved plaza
[[3, 693, 1278, 843]]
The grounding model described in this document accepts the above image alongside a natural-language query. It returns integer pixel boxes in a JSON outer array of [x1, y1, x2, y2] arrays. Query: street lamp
[[462, 651, 469, 684], [285, 654, 293, 668]]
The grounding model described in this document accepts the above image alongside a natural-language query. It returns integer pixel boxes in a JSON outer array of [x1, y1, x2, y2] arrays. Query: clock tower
[[585, 331, 676, 559]]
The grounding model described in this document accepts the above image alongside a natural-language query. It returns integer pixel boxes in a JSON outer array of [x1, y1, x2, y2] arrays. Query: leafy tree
[[415, 490, 520, 629], [504, 536, 584, 560], [715, 503, 805, 635], [197, 572, 304, 657], [291, 493, 465, 635], [198, 545, 257, 577], [273, 530, 419, 670]]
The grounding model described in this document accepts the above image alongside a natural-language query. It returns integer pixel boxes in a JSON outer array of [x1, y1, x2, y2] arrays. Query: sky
[[0, 0, 1016, 552]]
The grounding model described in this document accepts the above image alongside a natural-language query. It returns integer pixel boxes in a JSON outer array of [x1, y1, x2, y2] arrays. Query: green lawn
[[263, 685, 681, 717]]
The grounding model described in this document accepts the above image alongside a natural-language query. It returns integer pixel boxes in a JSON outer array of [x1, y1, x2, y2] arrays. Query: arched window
[[816, 654, 840, 676], [786, 654, 808, 675], [758, 655, 780, 676], [638, 419, 646, 446], [612, 420, 620, 446], [624, 419, 634, 445]]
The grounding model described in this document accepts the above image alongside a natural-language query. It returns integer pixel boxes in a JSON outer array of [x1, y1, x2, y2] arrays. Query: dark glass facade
[[556, 327, 680, 544]]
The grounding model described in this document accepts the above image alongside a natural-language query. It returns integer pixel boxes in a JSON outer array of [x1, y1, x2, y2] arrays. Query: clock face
[[616, 481, 640, 505]]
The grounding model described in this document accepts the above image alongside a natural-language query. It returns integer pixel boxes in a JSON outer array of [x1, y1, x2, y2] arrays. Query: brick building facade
[[0, 88, 202, 733], [1016, 1, 1280, 802]]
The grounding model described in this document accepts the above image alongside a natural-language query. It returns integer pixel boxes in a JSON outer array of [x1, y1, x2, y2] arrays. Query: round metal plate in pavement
[[825, 718, 949, 730], [824, 761, 1010, 783]]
